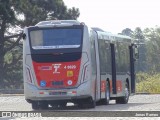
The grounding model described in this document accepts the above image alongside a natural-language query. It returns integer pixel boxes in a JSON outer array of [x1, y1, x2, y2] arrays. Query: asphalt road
[[0, 94, 160, 111], [0, 95, 160, 119]]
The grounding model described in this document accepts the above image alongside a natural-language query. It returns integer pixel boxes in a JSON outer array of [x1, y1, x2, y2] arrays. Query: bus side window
[[90, 31, 97, 74]]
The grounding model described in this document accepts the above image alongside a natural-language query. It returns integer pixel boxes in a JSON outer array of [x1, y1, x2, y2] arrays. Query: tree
[[0, 0, 80, 89], [133, 27, 147, 72], [134, 27, 145, 42], [143, 26, 160, 72], [0, 0, 22, 88], [14, 0, 80, 27], [120, 28, 133, 37]]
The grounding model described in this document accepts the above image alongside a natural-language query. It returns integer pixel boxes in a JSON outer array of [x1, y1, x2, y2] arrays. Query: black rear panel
[[31, 52, 82, 63], [129, 45, 135, 93]]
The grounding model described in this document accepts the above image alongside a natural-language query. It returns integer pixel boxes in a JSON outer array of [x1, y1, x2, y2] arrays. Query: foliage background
[[0, 0, 79, 89], [121, 26, 160, 93]]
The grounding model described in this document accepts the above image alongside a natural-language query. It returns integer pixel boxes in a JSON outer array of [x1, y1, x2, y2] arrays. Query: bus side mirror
[[22, 33, 26, 40], [134, 45, 139, 60]]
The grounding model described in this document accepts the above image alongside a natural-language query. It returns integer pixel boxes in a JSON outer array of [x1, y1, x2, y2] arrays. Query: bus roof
[[96, 31, 133, 43], [34, 20, 133, 43], [35, 20, 81, 27]]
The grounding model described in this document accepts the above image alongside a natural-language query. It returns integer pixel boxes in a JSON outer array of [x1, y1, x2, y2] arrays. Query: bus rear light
[[26, 68, 33, 84], [67, 91, 77, 95], [72, 91, 77, 94], [39, 91, 48, 95], [39, 92, 44, 94]]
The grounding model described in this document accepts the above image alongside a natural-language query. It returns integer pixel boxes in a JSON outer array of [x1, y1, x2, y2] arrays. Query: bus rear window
[[30, 28, 82, 49]]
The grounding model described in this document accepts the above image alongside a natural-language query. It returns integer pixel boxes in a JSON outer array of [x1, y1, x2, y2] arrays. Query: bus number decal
[[64, 65, 76, 69]]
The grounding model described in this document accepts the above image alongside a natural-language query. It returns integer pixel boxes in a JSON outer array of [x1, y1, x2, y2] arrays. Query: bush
[[136, 73, 160, 93]]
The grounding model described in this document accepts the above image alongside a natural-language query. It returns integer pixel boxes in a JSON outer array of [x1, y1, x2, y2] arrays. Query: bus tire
[[89, 98, 96, 108], [59, 101, 67, 108], [51, 103, 59, 108], [40, 101, 48, 110], [116, 82, 129, 104], [32, 101, 39, 110], [78, 97, 96, 109]]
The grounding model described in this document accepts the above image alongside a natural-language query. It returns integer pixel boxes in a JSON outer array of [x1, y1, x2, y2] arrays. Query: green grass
[[136, 73, 160, 93]]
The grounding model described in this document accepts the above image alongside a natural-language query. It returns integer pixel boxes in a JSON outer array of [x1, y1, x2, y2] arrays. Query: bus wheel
[[116, 82, 129, 104], [78, 97, 96, 109], [51, 104, 59, 108], [88, 97, 96, 108], [32, 101, 48, 110], [40, 101, 48, 110], [32, 101, 39, 110], [59, 102, 67, 108]]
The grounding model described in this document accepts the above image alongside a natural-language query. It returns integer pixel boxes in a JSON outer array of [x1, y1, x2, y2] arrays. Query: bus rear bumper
[[26, 95, 91, 104], [24, 81, 92, 103]]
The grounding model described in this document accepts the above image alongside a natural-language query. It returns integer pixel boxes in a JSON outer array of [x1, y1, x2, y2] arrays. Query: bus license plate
[[49, 91, 66, 95]]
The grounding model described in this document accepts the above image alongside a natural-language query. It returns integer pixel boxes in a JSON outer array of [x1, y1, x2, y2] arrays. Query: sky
[[63, 0, 160, 34]]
